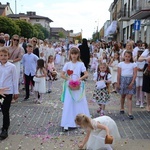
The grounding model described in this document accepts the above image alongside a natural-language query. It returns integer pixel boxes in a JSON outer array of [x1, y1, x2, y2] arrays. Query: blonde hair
[[11, 34, 19, 47], [0, 47, 9, 56], [75, 114, 93, 129], [69, 47, 81, 61]]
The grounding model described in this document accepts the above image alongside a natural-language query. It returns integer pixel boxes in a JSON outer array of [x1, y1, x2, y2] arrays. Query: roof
[[0, 3, 14, 15], [7, 14, 53, 22], [51, 27, 66, 32]]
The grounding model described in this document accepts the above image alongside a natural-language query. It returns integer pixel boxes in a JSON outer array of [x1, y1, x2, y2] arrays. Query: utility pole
[[15, 0, 17, 14]]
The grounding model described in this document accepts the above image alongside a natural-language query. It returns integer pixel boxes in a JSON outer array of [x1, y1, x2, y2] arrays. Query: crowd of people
[[0, 32, 150, 149]]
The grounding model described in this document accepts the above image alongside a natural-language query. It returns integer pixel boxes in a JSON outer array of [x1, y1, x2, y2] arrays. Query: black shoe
[[0, 129, 8, 140], [24, 97, 29, 101], [47, 90, 51, 93], [120, 110, 124, 114], [128, 115, 134, 120]]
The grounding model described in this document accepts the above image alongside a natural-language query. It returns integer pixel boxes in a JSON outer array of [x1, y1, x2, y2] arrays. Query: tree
[[33, 24, 44, 40], [33, 24, 50, 39], [14, 20, 33, 38], [58, 31, 65, 38], [0, 16, 20, 37]]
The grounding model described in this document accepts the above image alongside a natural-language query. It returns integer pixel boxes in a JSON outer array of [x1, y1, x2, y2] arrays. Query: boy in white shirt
[[22, 43, 39, 100], [0, 47, 19, 140]]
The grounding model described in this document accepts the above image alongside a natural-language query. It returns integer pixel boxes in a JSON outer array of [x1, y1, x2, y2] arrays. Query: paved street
[[0, 73, 150, 150]]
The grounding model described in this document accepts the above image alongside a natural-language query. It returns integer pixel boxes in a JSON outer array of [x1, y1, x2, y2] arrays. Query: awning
[[105, 21, 117, 37]]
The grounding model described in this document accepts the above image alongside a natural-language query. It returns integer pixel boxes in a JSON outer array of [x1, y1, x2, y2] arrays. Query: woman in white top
[[138, 43, 150, 112]]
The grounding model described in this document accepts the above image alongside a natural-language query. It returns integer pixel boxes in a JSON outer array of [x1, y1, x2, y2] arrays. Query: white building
[[7, 11, 53, 32]]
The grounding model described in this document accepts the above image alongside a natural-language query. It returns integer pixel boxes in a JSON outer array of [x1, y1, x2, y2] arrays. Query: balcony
[[117, 10, 130, 21], [130, 1, 150, 19]]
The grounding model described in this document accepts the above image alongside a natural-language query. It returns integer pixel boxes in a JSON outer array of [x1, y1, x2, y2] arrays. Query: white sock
[[47, 81, 52, 91]]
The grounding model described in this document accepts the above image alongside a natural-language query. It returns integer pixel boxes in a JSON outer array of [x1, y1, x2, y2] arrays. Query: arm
[[97, 122, 110, 136], [61, 71, 70, 80], [37, 68, 47, 78], [129, 67, 137, 86], [138, 56, 147, 62], [117, 67, 121, 88], [78, 129, 91, 149], [108, 59, 113, 67]]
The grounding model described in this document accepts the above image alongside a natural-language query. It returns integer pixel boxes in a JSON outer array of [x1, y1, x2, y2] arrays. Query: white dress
[[87, 116, 121, 150], [111, 60, 119, 83], [61, 61, 90, 128], [34, 69, 46, 93]]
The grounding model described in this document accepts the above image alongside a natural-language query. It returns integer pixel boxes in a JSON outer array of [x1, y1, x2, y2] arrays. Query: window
[[124, 3, 127, 17], [36, 19, 39, 22]]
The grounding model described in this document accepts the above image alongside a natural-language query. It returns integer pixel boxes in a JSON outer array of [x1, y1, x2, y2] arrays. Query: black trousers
[[24, 74, 34, 98], [0, 94, 12, 130]]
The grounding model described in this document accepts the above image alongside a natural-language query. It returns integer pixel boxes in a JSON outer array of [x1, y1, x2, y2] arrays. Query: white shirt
[[22, 53, 39, 76], [118, 62, 137, 76], [0, 62, 19, 94], [133, 46, 140, 58]]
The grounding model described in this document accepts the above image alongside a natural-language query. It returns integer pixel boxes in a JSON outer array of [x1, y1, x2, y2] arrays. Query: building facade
[[106, 0, 150, 44], [7, 11, 53, 32], [0, 2, 13, 16]]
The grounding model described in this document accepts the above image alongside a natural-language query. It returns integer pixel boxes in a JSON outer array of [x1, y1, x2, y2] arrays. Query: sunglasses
[[33, 41, 37, 43], [13, 39, 19, 42]]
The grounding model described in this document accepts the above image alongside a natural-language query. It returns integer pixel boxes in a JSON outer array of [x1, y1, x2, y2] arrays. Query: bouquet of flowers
[[68, 80, 81, 90]]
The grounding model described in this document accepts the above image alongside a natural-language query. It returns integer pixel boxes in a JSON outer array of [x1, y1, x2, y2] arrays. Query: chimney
[[27, 11, 36, 16], [7, 2, 10, 6]]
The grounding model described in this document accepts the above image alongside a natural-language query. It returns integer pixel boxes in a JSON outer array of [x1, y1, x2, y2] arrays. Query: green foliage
[[14, 20, 33, 38], [0, 16, 49, 39], [58, 31, 65, 38], [33, 24, 50, 39], [0, 16, 20, 36], [33, 24, 45, 40]]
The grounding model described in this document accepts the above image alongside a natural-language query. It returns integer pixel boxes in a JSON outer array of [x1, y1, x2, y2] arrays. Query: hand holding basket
[[68, 74, 81, 90], [105, 135, 113, 144]]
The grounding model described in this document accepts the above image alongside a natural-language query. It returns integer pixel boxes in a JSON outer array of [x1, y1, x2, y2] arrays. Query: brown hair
[[0, 47, 9, 56], [75, 114, 93, 129], [69, 47, 81, 61], [124, 50, 134, 62], [97, 62, 110, 74], [48, 55, 54, 63]]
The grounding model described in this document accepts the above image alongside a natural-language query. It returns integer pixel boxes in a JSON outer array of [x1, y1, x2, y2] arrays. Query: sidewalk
[[0, 135, 150, 150], [0, 74, 150, 150]]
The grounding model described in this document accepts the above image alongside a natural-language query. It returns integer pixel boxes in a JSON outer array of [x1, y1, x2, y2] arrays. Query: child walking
[[34, 59, 47, 104], [75, 113, 120, 150], [135, 50, 145, 108], [0, 47, 19, 140], [22, 43, 39, 100], [117, 50, 137, 119], [46, 55, 57, 93], [93, 63, 111, 116], [109, 52, 120, 93], [60, 47, 90, 131]]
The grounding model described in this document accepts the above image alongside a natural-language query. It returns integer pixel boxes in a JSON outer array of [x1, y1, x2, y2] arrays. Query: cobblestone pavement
[[0, 73, 150, 149]]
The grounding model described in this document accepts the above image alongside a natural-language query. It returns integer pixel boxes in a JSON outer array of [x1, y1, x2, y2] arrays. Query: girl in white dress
[[60, 47, 66, 66], [60, 47, 90, 131], [75, 113, 120, 150], [34, 59, 47, 104], [109, 52, 120, 93]]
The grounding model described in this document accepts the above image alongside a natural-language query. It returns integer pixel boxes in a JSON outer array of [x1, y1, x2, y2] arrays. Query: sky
[[1, 0, 114, 39]]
